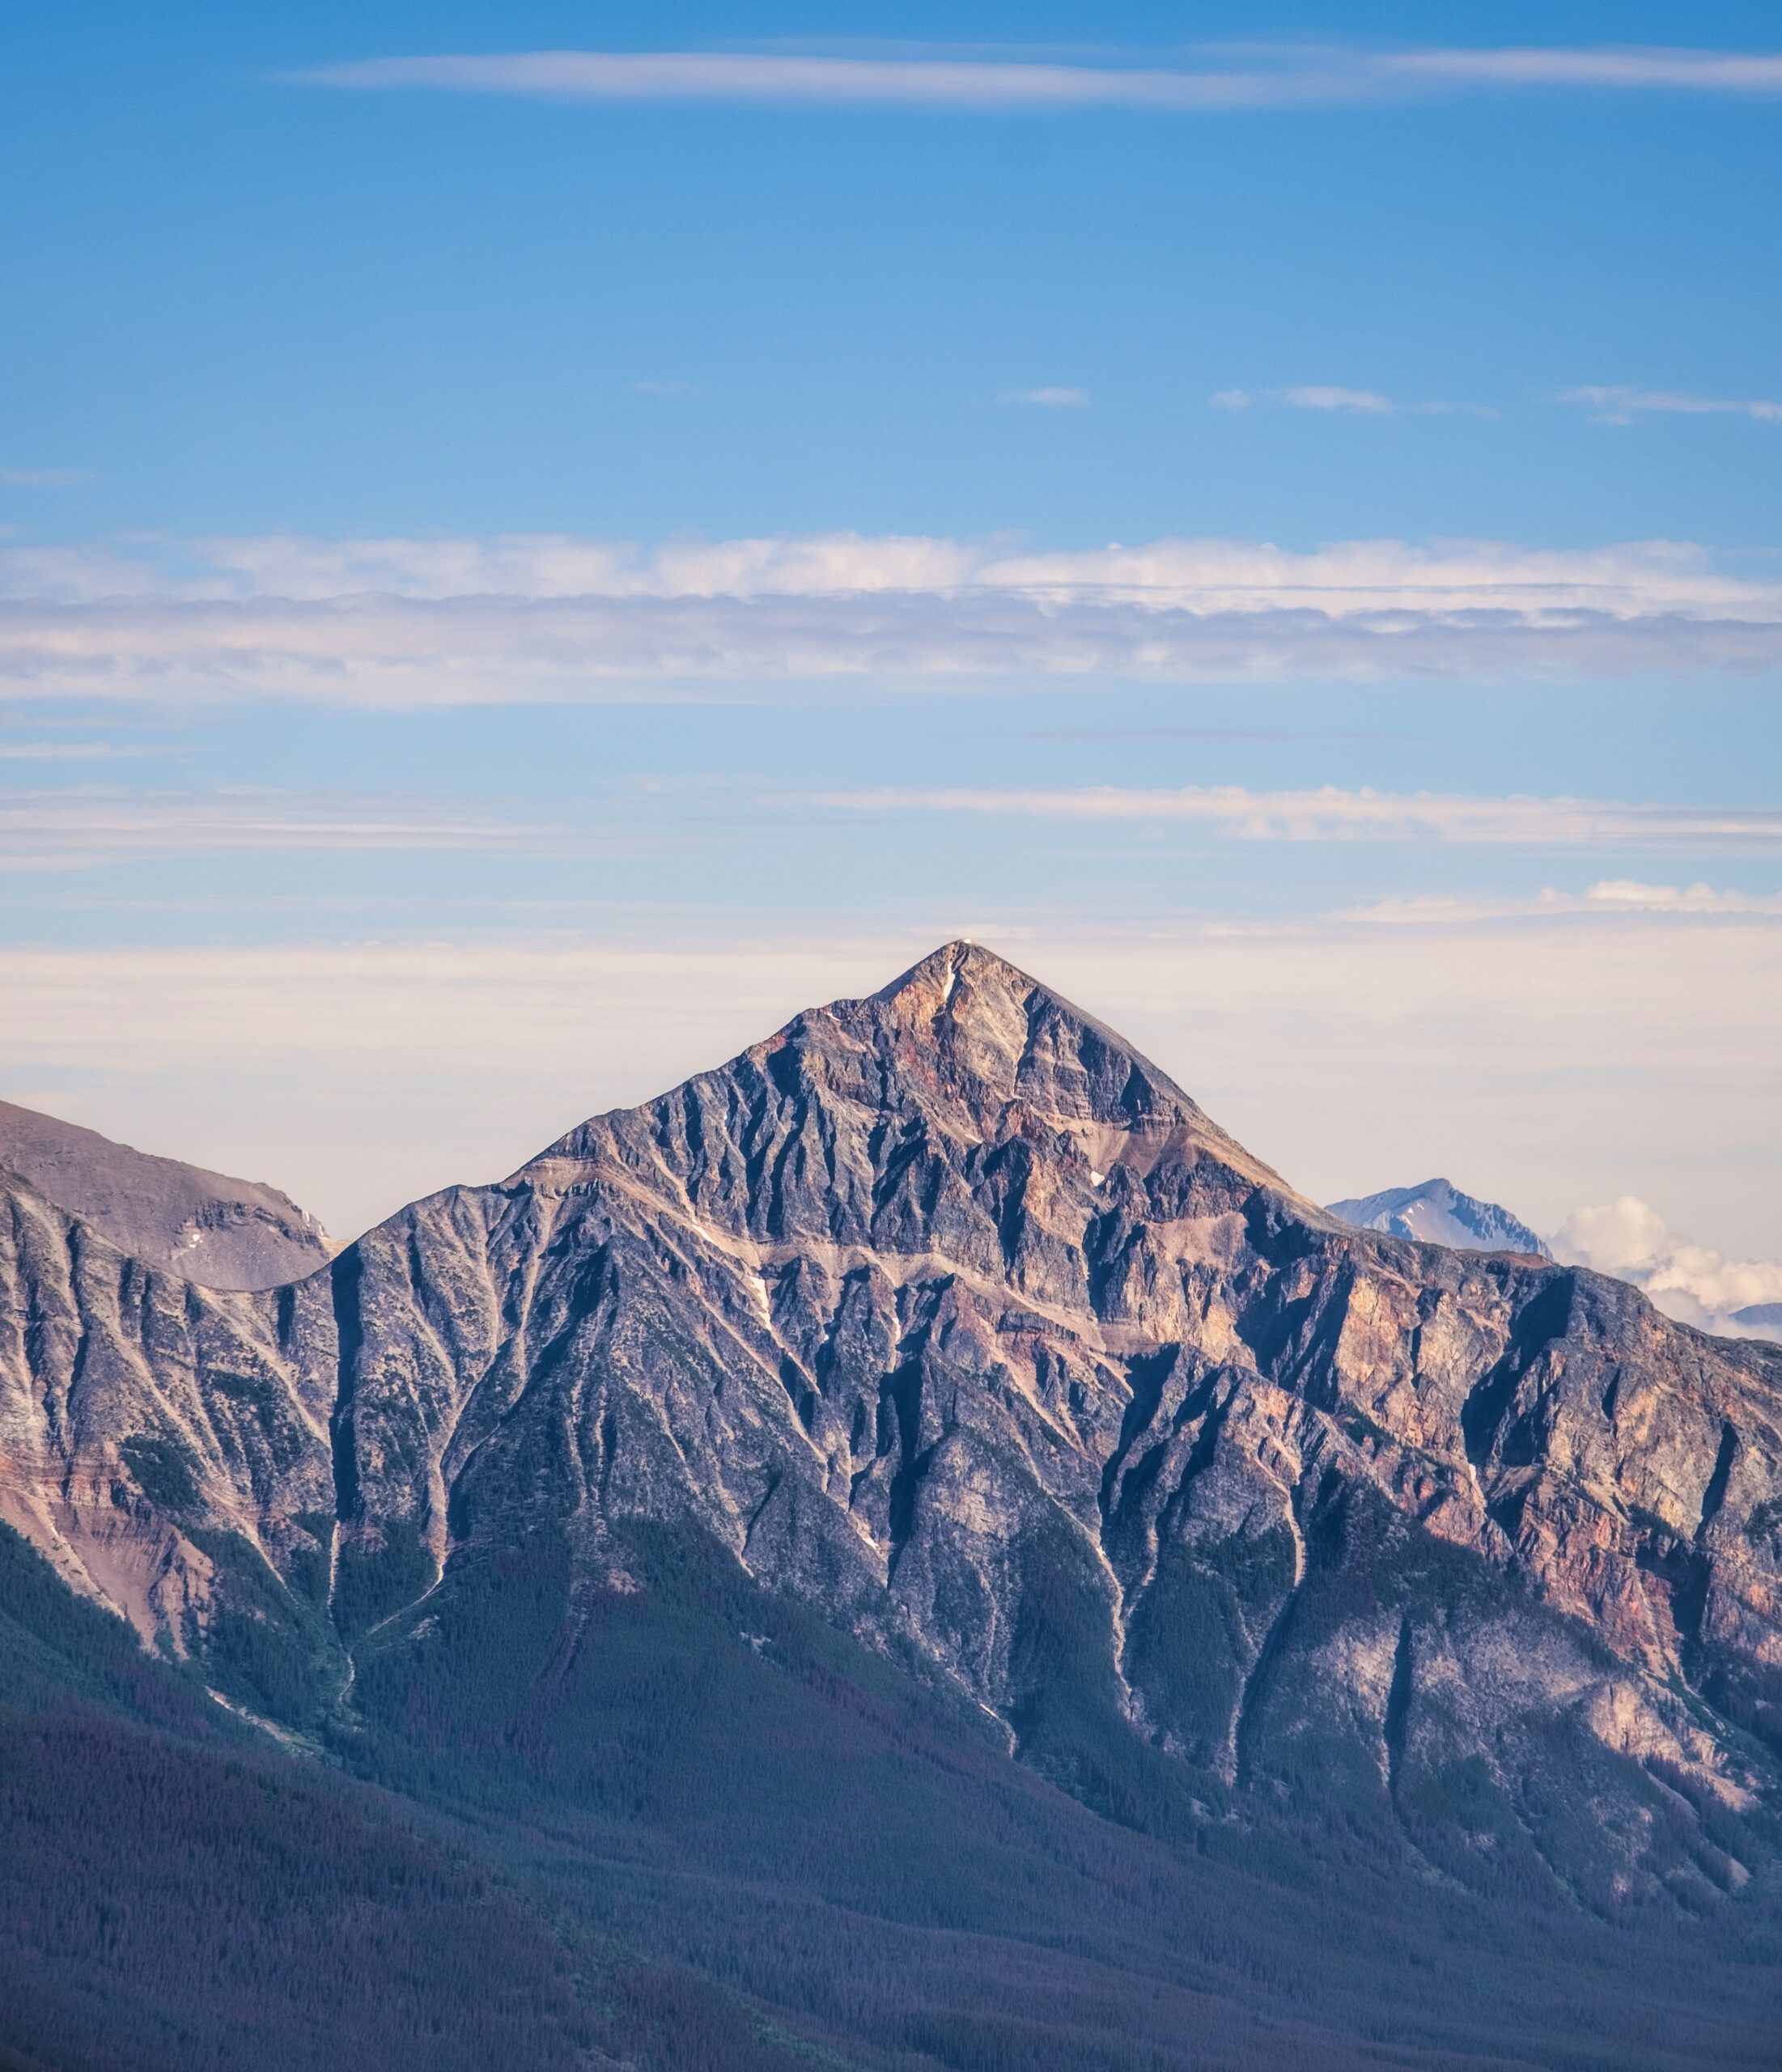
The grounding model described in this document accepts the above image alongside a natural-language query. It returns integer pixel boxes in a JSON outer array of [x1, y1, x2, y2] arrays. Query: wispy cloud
[[1575, 877, 1782, 911], [1278, 386, 1402, 414], [1344, 881, 1782, 923], [0, 468, 95, 489], [998, 386, 1090, 407], [0, 788, 588, 868], [12, 778, 1781, 877], [785, 784, 1782, 850], [1384, 47, 1782, 93], [2, 531, 1779, 703], [0, 741, 169, 763], [291, 46, 1782, 113], [1562, 385, 1782, 426], [11, 529, 1774, 615], [1212, 386, 1487, 417]]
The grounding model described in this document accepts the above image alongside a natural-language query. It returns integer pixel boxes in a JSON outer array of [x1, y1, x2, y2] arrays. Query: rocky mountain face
[[1327, 1175, 1554, 1259], [0, 1098, 332, 1292], [3, 942, 1780, 1910]]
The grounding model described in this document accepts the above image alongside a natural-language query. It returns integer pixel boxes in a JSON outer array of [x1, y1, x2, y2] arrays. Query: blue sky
[[7, 2, 1782, 545], [2, 4, 1780, 1305]]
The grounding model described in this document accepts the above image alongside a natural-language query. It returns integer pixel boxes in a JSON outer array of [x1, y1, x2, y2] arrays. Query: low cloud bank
[[1554, 1198, 1782, 1340]]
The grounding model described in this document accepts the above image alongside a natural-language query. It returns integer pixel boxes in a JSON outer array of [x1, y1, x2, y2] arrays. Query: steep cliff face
[[3, 942, 1779, 1900]]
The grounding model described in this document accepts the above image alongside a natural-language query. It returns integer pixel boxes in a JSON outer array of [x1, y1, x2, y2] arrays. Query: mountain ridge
[[2, 940, 1779, 1924], [0, 1097, 332, 1292]]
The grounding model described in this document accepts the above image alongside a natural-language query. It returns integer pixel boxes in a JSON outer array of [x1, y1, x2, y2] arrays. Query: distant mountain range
[[0, 1097, 331, 1290], [2, 943, 1779, 2072], [1326, 1175, 1553, 1258]]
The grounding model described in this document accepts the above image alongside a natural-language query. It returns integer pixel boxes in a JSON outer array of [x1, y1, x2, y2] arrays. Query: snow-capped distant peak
[[1325, 1178, 1552, 1259]]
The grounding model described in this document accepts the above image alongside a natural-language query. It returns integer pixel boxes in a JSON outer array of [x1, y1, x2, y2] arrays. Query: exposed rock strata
[[2, 943, 1778, 1900]]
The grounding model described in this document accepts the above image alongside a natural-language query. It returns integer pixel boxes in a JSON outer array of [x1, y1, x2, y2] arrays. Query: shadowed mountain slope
[[0, 1098, 331, 1291]]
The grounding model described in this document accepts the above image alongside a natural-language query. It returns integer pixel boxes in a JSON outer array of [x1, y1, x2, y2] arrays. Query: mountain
[[1734, 1302, 1782, 1343], [0, 1098, 332, 1291], [3, 941, 1781, 2070], [1326, 1175, 1553, 1258]]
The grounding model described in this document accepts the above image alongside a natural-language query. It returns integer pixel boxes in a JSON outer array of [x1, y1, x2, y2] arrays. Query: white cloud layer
[[2, 531, 1780, 703], [1554, 1199, 1782, 1340], [1563, 386, 1782, 426], [295, 46, 1782, 111], [793, 784, 1782, 850]]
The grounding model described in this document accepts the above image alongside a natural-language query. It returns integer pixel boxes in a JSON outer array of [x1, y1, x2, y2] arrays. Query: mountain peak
[[871, 938, 1071, 1052], [868, 936, 1115, 1048], [1326, 1174, 1552, 1259], [526, 938, 1287, 1206], [861, 938, 1200, 1136], [876, 934, 1008, 982]]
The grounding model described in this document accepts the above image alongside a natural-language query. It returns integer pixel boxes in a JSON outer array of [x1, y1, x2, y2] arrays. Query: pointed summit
[[530, 937, 1286, 1196], [870, 940, 1077, 1063], [857, 938, 1280, 1174], [867, 938, 1182, 1126], [875, 940, 1101, 1094], [872, 936, 1025, 1006]]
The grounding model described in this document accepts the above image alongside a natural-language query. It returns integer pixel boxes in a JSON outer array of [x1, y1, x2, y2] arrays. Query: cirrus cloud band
[[293, 46, 1782, 111]]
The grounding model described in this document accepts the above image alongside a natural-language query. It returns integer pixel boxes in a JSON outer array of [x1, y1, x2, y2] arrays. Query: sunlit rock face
[[3, 941, 1779, 1900]]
